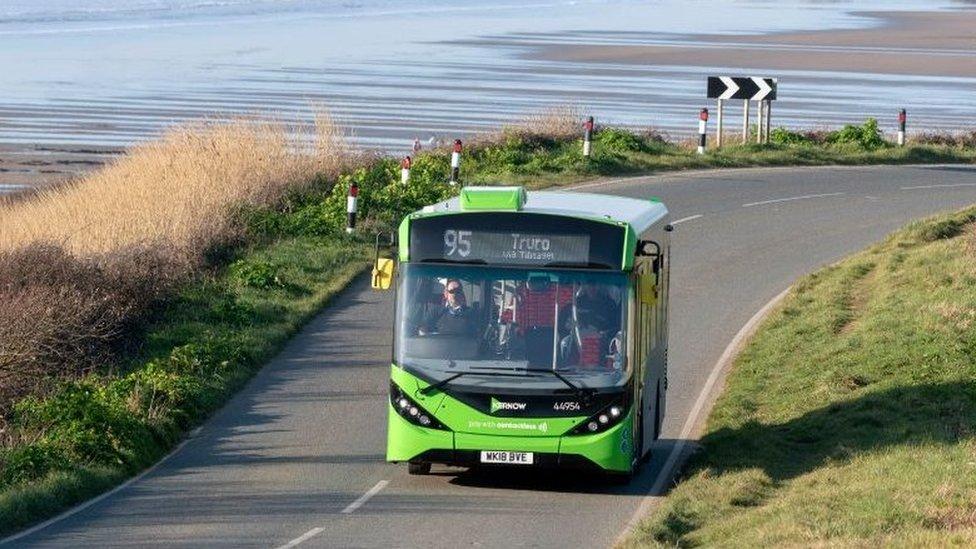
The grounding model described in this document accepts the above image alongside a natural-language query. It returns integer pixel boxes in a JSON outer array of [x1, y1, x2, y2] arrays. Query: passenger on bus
[[576, 284, 620, 334], [558, 285, 622, 369]]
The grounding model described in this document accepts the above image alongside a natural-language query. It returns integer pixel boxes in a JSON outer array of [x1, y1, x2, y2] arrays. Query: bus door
[[636, 258, 660, 450]]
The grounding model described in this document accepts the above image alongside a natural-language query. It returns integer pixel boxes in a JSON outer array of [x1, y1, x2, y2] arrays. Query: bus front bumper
[[386, 405, 634, 473]]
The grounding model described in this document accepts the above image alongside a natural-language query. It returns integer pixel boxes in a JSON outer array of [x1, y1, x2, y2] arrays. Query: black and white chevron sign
[[707, 76, 777, 101]]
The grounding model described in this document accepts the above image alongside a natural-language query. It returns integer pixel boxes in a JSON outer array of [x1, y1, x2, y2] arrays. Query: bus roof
[[422, 187, 669, 234]]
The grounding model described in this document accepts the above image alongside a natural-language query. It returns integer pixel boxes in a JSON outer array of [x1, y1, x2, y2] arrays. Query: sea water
[[0, 0, 969, 151]]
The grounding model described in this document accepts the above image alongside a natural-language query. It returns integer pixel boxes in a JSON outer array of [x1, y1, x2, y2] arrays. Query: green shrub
[[769, 128, 812, 146], [0, 444, 69, 487], [826, 118, 886, 149], [231, 260, 283, 289], [10, 381, 155, 474], [597, 127, 646, 153]]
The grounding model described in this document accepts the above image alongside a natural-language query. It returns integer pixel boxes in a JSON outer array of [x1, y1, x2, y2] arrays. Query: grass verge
[[623, 206, 976, 547]]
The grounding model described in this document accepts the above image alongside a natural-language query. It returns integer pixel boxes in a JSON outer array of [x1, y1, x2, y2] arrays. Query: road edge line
[[612, 286, 791, 547]]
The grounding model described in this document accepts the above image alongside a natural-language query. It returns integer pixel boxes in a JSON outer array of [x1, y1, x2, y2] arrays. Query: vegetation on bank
[[1, 111, 975, 535], [623, 206, 976, 547]]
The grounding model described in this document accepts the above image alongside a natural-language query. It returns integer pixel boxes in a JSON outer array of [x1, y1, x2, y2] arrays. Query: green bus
[[372, 186, 671, 479]]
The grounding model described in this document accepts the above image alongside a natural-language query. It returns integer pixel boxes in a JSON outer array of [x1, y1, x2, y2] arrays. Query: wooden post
[[716, 99, 724, 148], [765, 101, 773, 143], [697, 108, 709, 155], [449, 139, 462, 186], [756, 101, 764, 144], [897, 109, 906, 146], [742, 100, 750, 143]]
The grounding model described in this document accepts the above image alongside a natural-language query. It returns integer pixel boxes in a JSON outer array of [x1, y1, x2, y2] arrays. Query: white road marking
[[613, 287, 791, 546], [901, 183, 976, 190], [275, 527, 324, 549], [568, 174, 658, 191], [670, 214, 703, 225], [341, 480, 389, 514], [0, 436, 195, 546], [274, 480, 391, 547], [742, 192, 845, 208]]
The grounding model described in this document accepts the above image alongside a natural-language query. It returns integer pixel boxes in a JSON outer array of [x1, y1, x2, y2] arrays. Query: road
[[7, 165, 976, 548]]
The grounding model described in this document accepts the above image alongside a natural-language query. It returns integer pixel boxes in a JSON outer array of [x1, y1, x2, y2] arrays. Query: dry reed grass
[[0, 114, 351, 411], [469, 106, 583, 146], [0, 116, 348, 258]]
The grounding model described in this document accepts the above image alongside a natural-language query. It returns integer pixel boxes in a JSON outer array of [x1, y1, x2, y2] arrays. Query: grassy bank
[[1, 112, 976, 535], [0, 236, 369, 534], [624, 206, 976, 547]]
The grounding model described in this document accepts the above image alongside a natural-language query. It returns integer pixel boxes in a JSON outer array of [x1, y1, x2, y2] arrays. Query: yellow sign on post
[[371, 257, 396, 290], [640, 272, 658, 306]]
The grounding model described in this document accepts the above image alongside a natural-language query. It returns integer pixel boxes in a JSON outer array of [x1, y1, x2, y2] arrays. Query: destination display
[[442, 230, 590, 265], [409, 212, 626, 269]]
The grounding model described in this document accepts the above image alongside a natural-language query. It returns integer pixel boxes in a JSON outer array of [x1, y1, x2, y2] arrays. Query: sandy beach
[[531, 11, 976, 78]]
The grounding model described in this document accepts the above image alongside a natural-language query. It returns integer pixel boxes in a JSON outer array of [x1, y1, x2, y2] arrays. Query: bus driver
[[420, 279, 474, 335]]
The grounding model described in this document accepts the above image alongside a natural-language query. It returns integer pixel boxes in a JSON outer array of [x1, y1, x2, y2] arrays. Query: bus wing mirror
[[372, 257, 396, 290], [637, 240, 662, 275]]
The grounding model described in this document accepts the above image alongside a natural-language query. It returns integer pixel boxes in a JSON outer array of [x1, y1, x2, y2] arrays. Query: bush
[[826, 118, 886, 149], [769, 127, 813, 146], [0, 244, 179, 415], [597, 127, 647, 153]]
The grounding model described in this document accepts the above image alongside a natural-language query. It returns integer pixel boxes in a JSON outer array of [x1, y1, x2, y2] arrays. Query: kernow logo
[[490, 397, 527, 414]]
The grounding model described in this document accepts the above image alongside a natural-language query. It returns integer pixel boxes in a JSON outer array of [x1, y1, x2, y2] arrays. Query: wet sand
[[0, 144, 119, 192], [532, 11, 976, 78]]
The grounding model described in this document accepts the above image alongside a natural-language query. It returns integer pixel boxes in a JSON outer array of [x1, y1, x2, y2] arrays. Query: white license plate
[[480, 451, 534, 465]]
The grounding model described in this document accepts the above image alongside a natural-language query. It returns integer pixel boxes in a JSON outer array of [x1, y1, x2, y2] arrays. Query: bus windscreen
[[409, 213, 626, 269]]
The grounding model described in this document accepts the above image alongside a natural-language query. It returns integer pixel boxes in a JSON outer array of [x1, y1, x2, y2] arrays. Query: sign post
[[716, 99, 724, 147], [764, 101, 772, 143], [707, 76, 778, 147], [743, 100, 750, 143], [898, 109, 907, 146], [697, 108, 709, 154], [583, 116, 594, 158], [450, 139, 462, 186]]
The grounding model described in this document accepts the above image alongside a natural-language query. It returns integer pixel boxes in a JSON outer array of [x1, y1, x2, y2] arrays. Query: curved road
[[7, 165, 976, 548]]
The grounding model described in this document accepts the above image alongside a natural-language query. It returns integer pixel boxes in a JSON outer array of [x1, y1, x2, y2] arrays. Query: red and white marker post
[[897, 109, 907, 146], [401, 156, 411, 185], [449, 139, 462, 186], [583, 116, 594, 157], [697, 108, 709, 154], [346, 182, 358, 234]]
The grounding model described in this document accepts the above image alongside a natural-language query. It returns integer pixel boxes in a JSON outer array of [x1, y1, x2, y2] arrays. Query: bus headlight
[[570, 400, 629, 436], [390, 382, 450, 431]]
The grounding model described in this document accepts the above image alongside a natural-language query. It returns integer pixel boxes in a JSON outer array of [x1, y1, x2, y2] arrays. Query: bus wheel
[[408, 462, 431, 475]]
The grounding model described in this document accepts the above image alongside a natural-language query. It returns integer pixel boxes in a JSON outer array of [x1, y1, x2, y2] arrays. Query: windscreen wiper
[[420, 369, 541, 395], [521, 368, 596, 400]]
